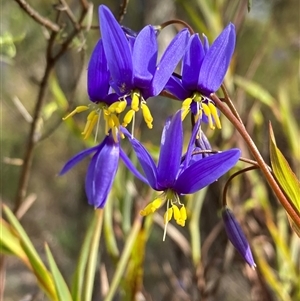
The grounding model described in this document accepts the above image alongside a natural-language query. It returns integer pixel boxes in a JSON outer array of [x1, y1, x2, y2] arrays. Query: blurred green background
[[1, 0, 299, 300]]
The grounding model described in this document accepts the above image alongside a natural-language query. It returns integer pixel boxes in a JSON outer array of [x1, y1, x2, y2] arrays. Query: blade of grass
[[104, 216, 142, 301], [71, 211, 98, 301], [3, 205, 57, 300], [83, 209, 104, 301], [45, 243, 73, 301]]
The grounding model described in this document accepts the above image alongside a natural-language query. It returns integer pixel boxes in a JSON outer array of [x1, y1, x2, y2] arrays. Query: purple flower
[[222, 207, 256, 268], [99, 5, 190, 129], [59, 133, 146, 208], [166, 24, 236, 129], [87, 39, 118, 105], [123, 110, 241, 230]]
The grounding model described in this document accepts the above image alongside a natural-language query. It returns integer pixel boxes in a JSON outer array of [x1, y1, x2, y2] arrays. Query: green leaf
[[256, 250, 293, 301], [83, 209, 104, 301], [269, 124, 300, 236], [45, 244, 73, 301], [71, 211, 98, 301], [3, 205, 58, 301], [0, 219, 27, 260]]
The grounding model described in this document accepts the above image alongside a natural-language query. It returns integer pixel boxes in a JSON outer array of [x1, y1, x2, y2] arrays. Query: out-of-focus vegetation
[[1, 0, 299, 300]]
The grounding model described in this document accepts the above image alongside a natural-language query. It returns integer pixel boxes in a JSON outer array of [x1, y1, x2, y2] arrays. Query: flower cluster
[[60, 5, 255, 266]]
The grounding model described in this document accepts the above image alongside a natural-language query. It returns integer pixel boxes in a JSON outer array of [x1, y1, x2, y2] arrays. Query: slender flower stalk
[[222, 207, 256, 268]]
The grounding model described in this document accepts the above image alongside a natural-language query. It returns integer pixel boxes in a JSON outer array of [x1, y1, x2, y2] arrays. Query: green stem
[[83, 209, 104, 301], [104, 216, 142, 301], [189, 189, 206, 266], [211, 93, 300, 227]]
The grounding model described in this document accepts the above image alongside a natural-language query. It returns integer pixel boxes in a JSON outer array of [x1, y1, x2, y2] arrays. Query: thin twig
[[221, 84, 244, 124], [14, 58, 55, 211], [79, 0, 90, 11], [211, 93, 300, 226], [118, 0, 129, 23], [13, 0, 60, 32], [222, 166, 259, 207], [14, 3, 90, 211], [59, 0, 81, 30]]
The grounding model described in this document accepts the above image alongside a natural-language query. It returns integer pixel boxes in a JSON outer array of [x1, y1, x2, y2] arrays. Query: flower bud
[[222, 207, 256, 268]]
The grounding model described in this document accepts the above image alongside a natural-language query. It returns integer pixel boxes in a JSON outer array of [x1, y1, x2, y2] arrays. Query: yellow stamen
[[141, 102, 153, 129], [164, 207, 173, 224], [131, 92, 140, 112], [115, 100, 127, 114], [172, 205, 181, 221], [202, 103, 215, 130], [122, 109, 135, 127], [171, 204, 187, 227], [181, 98, 193, 121], [62, 105, 89, 120], [108, 100, 127, 114], [112, 127, 118, 143], [140, 198, 162, 216], [208, 102, 221, 129], [107, 102, 120, 113], [81, 111, 97, 136], [83, 114, 98, 140]]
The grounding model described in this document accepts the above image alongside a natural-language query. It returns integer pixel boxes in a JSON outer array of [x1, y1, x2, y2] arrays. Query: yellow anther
[[182, 108, 190, 121], [106, 114, 120, 130], [62, 105, 89, 120], [131, 92, 140, 112], [108, 116, 115, 129], [208, 102, 221, 129], [164, 207, 173, 224], [122, 109, 135, 127], [81, 111, 97, 136], [112, 127, 118, 143], [172, 205, 181, 222], [181, 98, 193, 120], [176, 219, 185, 227], [103, 108, 110, 116], [83, 114, 98, 140], [202, 103, 214, 130], [111, 114, 120, 127], [182, 97, 193, 108], [180, 206, 187, 221], [108, 100, 127, 114], [141, 102, 153, 129], [140, 198, 162, 216], [108, 102, 120, 113], [115, 100, 127, 114]]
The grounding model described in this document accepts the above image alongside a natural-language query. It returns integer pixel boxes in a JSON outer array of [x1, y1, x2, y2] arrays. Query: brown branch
[[14, 3, 90, 210], [119, 0, 129, 22], [211, 93, 300, 227], [58, 0, 81, 30], [79, 0, 90, 11], [14, 57, 55, 211], [13, 0, 60, 32]]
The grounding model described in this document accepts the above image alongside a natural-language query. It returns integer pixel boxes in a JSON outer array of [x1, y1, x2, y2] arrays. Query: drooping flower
[[122, 110, 241, 238], [62, 38, 124, 141], [222, 207, 256, 268], [166, 24, 236, 129], [99, 5, 190, 129], [59, 133, 146, 208]]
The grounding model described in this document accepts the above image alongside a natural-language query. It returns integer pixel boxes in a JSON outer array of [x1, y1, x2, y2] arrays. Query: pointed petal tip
[[198, 23, 236, 94]]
